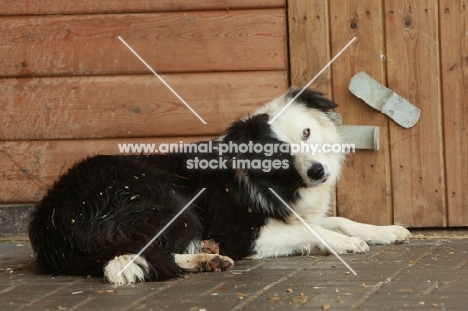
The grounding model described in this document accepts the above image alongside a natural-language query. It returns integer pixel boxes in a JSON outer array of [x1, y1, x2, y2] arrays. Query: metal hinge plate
[[349, 71, 421, 128]]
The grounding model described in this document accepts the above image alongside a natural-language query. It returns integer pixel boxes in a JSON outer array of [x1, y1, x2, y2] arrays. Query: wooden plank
[[288, 0, 332, 96], [385, 0, 447, 227], [0, 137, 214, 203], [329, 0, 393, 225], [288, 0, 336, 215], [1, 0, 285, 15], [0, 71, 288, 140], [439, 0, 468, 226], [0, 9, 286, 77]]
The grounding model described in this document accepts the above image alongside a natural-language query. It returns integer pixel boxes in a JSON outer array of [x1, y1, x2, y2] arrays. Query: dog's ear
[[287, 88, 338, 112], [223, 114, 273, 143]]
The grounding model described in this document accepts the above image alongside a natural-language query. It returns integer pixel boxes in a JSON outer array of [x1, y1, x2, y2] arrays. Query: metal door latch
[[329, 112, 380, 151]]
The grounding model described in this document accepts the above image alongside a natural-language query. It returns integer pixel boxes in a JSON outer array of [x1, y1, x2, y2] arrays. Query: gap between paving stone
[[230, 256, 329, 311], [349, 239, 444, 310]]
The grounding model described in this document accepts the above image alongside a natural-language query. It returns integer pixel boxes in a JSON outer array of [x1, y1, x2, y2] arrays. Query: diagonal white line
[[117, 188, 206, 277], [268, 188, 357, 275], [268, 37, 357, 124], [118, 36, 207, 125]]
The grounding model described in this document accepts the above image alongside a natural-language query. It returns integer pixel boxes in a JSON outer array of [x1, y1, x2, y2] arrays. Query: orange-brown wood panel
[[329, 0, 393, 225], [0, 9, 286, 77], [439, 0, 468, 226], [287, 0, 336, 214], [0, 137, 214, 203], [1, 0, 285, 15], [288, 0, 332, 96], [385, 1, 447, 227], [0, 71, 288, 140]]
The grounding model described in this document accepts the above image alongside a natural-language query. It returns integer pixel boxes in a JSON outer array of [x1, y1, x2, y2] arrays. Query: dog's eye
[[302, 128, 310, 141]]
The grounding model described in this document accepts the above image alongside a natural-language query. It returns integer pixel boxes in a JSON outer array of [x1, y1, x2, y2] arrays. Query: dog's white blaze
[[104, 254, 148, 285]]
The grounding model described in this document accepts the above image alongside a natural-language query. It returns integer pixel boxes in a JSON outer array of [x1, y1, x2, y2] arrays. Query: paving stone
[[0, 238, 467, 310]]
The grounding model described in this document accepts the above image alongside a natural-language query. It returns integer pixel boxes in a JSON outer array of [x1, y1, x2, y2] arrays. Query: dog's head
[[220, 88, 344, 217], [253, 88, 344, 188]]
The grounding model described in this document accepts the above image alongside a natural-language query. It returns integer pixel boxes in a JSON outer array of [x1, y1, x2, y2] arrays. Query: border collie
[[29, 89, 411, 285]]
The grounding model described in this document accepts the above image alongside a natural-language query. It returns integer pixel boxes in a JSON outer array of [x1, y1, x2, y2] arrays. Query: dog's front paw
[[202, 255, 234, 272], [367, 225, 411, 245], [174, 254, 234, 272], [340, 237, 370, 254], [324, 236, 370, 254]]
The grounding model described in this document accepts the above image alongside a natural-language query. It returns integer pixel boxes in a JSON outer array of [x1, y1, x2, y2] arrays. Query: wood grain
[[0, 137, 214, 203], [0, 10, 286, 77], [439, 0, 468, 226], [0, 71, 288, 140], [1, 0, 285, 15], [287, 0, 332, 96], [288, 0, 336, 214], [329, 0, 393, 226], [385, 0, 446, 227]]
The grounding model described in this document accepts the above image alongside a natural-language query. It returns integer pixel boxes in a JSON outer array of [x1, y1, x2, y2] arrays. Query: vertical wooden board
[[288, 0, 332, 96], [288, 0, 336, 214], [329, 0, 393, 225], [439, 0, 468, 226], [385, 1, 446, 227]]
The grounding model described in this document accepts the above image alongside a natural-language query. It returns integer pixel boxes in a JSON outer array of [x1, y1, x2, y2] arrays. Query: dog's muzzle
[[307, 163, 329, 183]]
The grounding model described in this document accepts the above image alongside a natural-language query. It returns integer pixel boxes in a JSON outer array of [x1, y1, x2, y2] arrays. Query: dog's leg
[[104, 254, 150, 285], [252, 219, 370, 258], [174, 254, 234, 272], [321, 217, 411, 245], [102, 241, 230, 285], [103, 251, 187, 286], [176, 239, 233, 272]]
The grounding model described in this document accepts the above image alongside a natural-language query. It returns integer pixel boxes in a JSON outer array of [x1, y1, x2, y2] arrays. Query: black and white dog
[[29, 89, 411, 285]]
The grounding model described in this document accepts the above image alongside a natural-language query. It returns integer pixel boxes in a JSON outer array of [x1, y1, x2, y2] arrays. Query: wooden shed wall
[[289, 0, 467, 228], [1, 0, 467, 230], [0, 1, 289, 204]]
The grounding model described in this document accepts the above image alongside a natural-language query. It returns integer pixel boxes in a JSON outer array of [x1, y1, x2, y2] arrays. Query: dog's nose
[[307, 163, 324, 180]]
